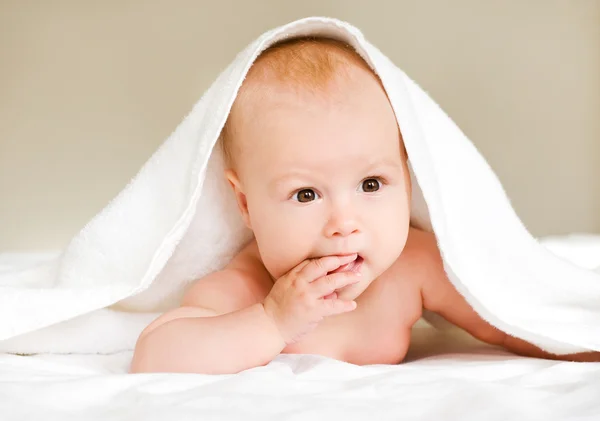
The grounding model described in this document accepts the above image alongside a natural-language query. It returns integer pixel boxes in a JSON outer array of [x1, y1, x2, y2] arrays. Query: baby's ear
[[224, 169, 252, 229]]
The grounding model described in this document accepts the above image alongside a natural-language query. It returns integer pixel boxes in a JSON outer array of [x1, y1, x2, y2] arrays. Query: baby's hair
[[219, 36, 380, 170]]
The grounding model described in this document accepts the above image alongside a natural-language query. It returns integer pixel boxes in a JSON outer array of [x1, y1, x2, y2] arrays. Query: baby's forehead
[[256, 121, 402, 171], [236, 87, 400, 168]]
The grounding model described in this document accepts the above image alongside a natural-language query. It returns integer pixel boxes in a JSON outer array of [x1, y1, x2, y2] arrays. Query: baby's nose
[[324, 211, 359, 238]]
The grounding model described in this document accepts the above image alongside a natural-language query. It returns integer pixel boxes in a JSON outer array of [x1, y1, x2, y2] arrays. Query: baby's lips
[[324, 254, 359, 276], [329, 254, 360, 274]]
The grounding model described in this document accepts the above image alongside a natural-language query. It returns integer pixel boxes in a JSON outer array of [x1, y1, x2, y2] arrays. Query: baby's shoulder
[[404, 226, 439, 258], [182, 239, 272, 314], [396, 226, 445, 289]]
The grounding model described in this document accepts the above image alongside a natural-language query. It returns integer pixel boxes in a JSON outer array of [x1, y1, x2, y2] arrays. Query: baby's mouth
[[329, 255, 364, 275]]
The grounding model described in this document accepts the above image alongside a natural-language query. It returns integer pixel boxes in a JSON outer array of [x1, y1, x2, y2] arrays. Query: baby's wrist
[[258, 301, 288, 348]]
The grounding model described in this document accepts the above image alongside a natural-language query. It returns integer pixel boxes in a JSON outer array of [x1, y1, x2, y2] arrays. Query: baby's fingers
[[312, 271, 361, 298], [321, 297, 357, 316], [299, 254, 358, 283]]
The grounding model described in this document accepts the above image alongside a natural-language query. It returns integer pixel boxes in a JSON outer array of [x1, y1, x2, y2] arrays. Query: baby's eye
[[293, 189, 319, 203], [361, 178, 381, 193]]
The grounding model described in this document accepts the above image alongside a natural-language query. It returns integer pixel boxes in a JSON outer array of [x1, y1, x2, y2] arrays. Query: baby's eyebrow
[[364, 159, 402, 172], [269, 171, 310, 191]]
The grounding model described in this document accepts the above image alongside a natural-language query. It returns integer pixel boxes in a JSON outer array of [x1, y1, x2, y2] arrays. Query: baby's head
[[220, 37, 411, 300]]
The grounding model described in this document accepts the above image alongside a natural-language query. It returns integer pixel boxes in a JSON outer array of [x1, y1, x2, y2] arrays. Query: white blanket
[[1, 16, 599, 356], [2, 338, 599, 421]]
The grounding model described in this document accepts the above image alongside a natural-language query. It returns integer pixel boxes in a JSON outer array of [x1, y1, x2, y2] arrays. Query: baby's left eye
[[361, 178, 381, 193]]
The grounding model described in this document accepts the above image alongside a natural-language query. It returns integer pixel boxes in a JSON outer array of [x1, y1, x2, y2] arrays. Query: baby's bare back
[[235, 228, 427, 365]]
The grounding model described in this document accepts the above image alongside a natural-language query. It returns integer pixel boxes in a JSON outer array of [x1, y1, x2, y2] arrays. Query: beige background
[[1, 0, 599, 252]]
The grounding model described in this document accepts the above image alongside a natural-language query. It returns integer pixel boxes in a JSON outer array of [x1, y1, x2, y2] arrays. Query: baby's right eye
[[293, 189, 319, 203]]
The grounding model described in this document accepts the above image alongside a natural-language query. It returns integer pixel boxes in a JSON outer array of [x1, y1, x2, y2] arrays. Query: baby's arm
[[418, 235, 600, 362], [129, 269, 285, 374], [130, 250, 360, 374]]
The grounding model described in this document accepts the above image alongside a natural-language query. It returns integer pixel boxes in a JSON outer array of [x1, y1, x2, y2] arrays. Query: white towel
[[1, 17, 599, 355]]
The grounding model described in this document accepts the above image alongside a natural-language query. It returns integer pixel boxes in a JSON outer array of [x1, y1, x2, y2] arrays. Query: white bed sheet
[[1, 234, 600, 421]]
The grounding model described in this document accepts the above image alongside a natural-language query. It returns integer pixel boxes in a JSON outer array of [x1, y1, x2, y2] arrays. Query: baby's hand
[[263, 254, 361, 345]]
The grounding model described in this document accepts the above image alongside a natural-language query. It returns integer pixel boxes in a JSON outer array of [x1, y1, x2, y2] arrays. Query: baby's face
[[228, 70, 410, 300]]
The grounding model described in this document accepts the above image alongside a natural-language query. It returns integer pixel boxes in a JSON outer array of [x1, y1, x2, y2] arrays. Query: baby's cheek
[[377, 206, 410, 262], [256, 226, 310, 279]]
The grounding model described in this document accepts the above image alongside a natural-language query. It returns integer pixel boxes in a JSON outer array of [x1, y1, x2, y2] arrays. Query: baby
[[130, 37, 598, 374]]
